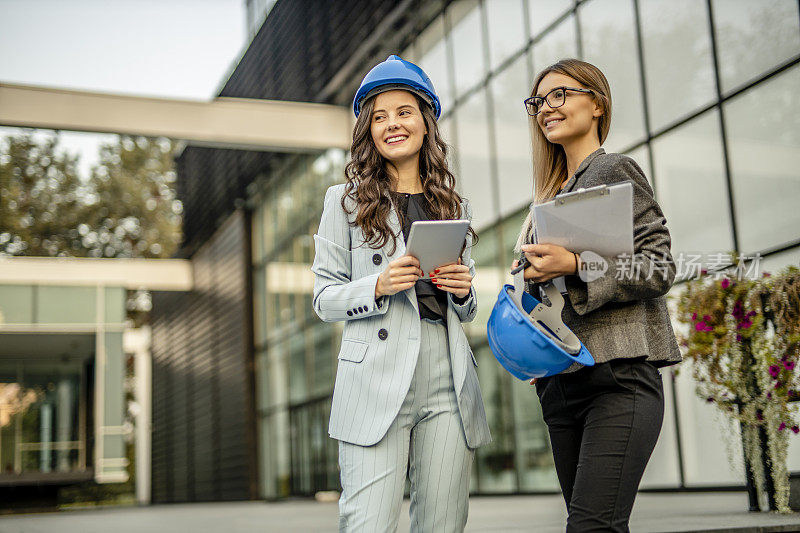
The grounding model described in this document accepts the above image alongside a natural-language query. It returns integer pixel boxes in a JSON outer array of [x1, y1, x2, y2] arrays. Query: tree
[[0, 132, 182, 259], [0, 133, 87, 256]]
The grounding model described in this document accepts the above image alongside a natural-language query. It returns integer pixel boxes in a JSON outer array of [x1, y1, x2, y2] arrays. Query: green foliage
[[0, 132, 182, 259]]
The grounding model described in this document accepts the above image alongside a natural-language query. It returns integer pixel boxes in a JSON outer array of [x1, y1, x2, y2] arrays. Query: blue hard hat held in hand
[[487, 269, 594, 380], [353, 55, 442, 119]]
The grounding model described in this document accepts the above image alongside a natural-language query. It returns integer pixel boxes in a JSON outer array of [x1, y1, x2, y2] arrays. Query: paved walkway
[[1, 492, 799, 532]]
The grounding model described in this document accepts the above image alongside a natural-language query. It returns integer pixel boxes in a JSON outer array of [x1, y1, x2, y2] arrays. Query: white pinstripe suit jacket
[[312, 184, 491, 449]]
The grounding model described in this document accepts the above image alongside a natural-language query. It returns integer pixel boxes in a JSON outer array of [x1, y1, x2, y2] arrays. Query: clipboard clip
[[554, 184, 609, 206]]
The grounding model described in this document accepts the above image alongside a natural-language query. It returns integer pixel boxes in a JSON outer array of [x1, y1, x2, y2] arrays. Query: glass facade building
[[0, 284, 129, 486], [242, 0, 800, 498]]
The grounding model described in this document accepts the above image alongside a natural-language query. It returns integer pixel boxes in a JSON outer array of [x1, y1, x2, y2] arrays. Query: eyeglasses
[[524, 87, 595, 116]]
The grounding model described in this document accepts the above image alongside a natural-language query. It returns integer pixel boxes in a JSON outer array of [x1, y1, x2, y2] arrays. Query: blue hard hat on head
[[487, 271, 594, 380], [353, 55, 441, 119]]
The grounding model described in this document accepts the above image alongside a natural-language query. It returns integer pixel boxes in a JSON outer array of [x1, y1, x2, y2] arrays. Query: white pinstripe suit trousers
[[337, 318, 474, 533]]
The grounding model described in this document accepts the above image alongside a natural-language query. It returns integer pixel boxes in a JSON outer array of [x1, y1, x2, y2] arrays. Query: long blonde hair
[[514, 58, 612, 252]]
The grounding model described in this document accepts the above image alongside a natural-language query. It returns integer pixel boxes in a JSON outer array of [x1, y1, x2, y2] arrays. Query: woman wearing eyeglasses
[[512, 58, 681, 532]]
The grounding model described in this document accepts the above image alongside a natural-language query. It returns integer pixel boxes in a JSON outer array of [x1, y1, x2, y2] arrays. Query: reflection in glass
[[454, 87, 496, 230], [490, 55, 535, 219], [639, 0, 716, 132], [485, 0, 527, 71], [578, 0, 646, 152], [724, 66, 800, 253], [0, 361, 84, 475], [651, 110, 733, 256], [712, 0, 800, 94], [449, 0, 487, 98]]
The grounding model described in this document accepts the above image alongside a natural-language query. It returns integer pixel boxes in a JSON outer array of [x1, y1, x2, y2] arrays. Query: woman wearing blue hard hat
[[509, 59, 682, 532], [311, 55, 490, 532]]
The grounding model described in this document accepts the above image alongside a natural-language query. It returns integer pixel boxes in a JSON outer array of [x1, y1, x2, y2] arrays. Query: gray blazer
[[312, 184, 491, 448], [527, 148, 682, 371]]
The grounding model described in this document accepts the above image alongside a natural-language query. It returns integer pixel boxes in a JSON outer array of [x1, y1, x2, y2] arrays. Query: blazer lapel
[[385, 201, 418, 313]]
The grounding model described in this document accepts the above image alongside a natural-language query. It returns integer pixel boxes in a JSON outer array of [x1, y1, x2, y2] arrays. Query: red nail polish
[[431, 278, 437, 283], [436, 284, 441, 288], [434, 269, 440, 274]]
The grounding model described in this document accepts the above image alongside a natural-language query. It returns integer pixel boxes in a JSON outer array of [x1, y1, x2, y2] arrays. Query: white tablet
[[406, 220, 470, 275]]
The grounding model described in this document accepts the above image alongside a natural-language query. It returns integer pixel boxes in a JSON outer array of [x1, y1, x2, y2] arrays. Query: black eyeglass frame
[[524, 87, 595, 116]]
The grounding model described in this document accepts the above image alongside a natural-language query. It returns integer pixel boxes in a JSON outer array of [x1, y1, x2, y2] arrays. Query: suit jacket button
[[372, 253, 382, 266], [378, 328, 388, 341], [347, 310, 353, 316]]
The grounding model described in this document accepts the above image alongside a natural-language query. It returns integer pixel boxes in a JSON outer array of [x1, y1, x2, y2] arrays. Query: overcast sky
[[0, 0, 248, 177]]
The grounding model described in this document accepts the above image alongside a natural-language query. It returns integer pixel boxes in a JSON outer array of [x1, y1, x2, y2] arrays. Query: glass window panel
[[759, 247, 800, 276], [37, 286, 96, 324], [527, 0, 573, 38], [712, 0, 800, 94], [485, 0, 527, 71], [724, 66, 800, 254], [474, 342, 516, 492], [510, 377, 559, 491], [639, 0, 716, 132], [651, 110, 733, 257], [0, 285, 33, 324], [416, 16, 455, 114], [490, 56, 535, 219], [256, 351, 269, 410], [252, 205, 263, 263], [103, 287, 126, 324], [578, 0, 646, 152], [253, 266, 266, 346], [288, 334, 307, 404], [454, 87, 496, 230], [449, 0, 487, 98], [531, 13, 577, 74]]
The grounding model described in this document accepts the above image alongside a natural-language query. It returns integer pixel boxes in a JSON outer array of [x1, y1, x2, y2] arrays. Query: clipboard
[[531, 182, 634, 256], [530, 182, 633, 292]]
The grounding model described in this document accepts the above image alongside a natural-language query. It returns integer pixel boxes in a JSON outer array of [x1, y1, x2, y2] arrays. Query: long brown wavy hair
[[515, 58, 612, 252], [342, 93, 477, 255]]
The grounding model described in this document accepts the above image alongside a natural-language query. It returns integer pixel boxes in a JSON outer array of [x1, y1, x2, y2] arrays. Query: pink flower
[[769, 365, 781, 378], [784, 361, 795, 372], [792, 426, 799, 434], [703, 315, 712, 322], [721, 278, 730, 289], [779, 422, 786, 431], [695, 322, 707, 332], [775, 381, 783, 389], [691, 312, 698, 321], [736, 334, 743, 342], [747, 311, 756, 318], [767, 392, 772, 400]]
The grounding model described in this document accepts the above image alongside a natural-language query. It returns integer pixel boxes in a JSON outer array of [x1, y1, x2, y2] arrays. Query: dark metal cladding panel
[[151, 210, 255, 503]]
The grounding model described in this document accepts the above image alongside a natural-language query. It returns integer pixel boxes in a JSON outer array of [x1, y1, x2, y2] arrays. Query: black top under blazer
[[525, 148, 682, 372]]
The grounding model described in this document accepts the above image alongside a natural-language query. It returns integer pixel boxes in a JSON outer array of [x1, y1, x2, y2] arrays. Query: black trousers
[[535, 357, 664, 533]]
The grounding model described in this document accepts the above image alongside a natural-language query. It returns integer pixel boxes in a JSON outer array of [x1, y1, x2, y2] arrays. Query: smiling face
[[370, 90, 427, 168], [534, 72, 603, 147]]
